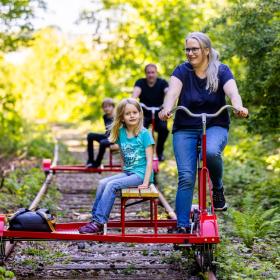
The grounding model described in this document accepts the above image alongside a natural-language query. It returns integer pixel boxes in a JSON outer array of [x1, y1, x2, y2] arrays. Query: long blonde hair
[[186, 32, 221, 92], [109, 98, 144, 143]]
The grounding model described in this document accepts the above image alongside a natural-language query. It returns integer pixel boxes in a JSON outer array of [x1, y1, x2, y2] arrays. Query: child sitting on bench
[[86, 98, 115, 168], [79, 98, 154, 234]]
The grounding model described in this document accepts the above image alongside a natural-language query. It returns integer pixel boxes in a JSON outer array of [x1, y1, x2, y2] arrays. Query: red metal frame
[[0, 216, 219, 244], [121, 197, 158, 235], [42, 149, 122, 174], [195, 114, 219, 245]]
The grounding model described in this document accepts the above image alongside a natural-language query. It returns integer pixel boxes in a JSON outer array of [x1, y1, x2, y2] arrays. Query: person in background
[[132, 64, 169, 161], [86, 98, 115, 168], [79, 98, 154, 234], [159, 32, 248, 233]]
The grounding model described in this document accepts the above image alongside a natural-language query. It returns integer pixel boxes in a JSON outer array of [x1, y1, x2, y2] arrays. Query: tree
[[205, 0, 280, 133], [80, 0, 229, 95], [0, 0, 46, 51]]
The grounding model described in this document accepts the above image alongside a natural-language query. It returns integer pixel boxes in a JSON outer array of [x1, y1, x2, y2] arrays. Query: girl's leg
[[93, 173, 143, 224], [173, 130, 199, 228], [205, 126, 228, 190], [91, 173, 127, 216]]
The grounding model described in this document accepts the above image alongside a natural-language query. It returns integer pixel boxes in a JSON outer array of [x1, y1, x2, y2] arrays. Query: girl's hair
[[186, 32, 221, 92], [109, 98, 143, 143]]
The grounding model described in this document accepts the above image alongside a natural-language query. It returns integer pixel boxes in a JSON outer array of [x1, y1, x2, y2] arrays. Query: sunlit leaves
[[206, 0, 280, 133], [0, 0, 46, 51]]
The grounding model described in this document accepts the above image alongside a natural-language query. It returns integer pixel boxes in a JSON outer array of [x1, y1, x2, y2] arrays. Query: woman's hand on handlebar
[[158, 108, 172, 121], [233, 106, 249, 118]]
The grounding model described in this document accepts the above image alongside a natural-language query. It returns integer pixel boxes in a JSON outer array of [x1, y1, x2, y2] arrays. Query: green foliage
[[0, 266, 14, 280], [18, 242, 68, 270], [3, 167, 60, 209], [4, 167, 45, 206], [224, 123, 280, 207], [0, 56, 24, 156], [24, 135, 54, 159], [0, 0, 46, 51], [216, 237, 280, 279], [20, 123, 55, 159], [8, 28, 111, 123], [206, 0, 280, 133], [230, 207, 280, 247], [79, 0, 229, 101], [123, 264, 136, 275]]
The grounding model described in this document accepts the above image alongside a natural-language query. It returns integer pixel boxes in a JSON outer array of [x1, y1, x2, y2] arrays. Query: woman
[[159, 32, 248, 233]]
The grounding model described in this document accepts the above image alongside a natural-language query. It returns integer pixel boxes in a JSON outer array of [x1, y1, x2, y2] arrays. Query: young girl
[[79, 98, 155, 234]]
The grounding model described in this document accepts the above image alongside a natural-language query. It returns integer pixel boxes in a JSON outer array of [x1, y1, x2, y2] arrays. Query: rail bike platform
[[0, 216, 219, 244], [42, 159, 159, 174], [42, 158, 122, 174]]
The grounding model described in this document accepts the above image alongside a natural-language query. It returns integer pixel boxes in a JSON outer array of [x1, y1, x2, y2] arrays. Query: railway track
[[3, 132, 216, 279]]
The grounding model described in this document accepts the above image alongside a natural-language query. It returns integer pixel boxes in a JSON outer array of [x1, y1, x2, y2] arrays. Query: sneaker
[[175, 226, 191, 234], [86, 163, 94, 168], [86, 162, 99, 168], [213, 187, 227, 211], [78, 221, 103, 234]]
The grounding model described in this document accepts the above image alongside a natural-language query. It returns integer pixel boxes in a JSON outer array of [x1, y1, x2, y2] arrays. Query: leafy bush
[[216, 237, 280, 279], [206, 0, 280, 134], [230, 207, 280, 247], [0, 266, 14, 280], [3, 167, 60, 209], [224, 126, 279, 209]]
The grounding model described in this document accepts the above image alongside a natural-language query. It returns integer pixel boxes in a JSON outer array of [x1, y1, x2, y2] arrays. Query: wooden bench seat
[[121, 184, 159, 198], [120, 184, 159, 234]]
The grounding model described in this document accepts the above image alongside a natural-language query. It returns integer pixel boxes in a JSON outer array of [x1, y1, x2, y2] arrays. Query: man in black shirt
[[132, 64, 169, 161], [86, 98, 115, 168]]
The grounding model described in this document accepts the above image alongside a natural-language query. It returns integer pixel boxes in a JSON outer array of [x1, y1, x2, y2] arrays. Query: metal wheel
[[0, 237, 6, 265], [195, 244, 215, 273]]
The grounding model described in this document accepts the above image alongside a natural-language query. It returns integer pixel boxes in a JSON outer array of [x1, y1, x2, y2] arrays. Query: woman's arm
[[159, 76, 183, 120], [138, 145, 153, 188], [224, 79, 249, 118]]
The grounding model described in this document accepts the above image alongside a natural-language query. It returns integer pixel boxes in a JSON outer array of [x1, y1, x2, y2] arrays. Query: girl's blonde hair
[[109, 98, 144, 143], [186, 32, 221, 92]]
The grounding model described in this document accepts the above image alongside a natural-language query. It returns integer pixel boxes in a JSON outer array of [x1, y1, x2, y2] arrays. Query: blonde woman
[[79, 98, 154, 234], [159, 32, 248, 233]]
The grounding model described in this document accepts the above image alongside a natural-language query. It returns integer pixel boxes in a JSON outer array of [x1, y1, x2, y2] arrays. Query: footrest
[[121, 184, 159, 198]]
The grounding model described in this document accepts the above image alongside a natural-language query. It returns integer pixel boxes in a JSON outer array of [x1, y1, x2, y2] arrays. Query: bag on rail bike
[[8, 208, 56, 232]]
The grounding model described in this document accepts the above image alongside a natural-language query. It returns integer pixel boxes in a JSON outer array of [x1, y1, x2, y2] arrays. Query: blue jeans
[[92, 172, 143, 224], [173, 126, 228, 227]]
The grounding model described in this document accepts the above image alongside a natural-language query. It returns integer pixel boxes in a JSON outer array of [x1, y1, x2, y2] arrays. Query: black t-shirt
[[172, 62, 234, 131], [103, 115, 113, 137], [135, 78, 168, 118]]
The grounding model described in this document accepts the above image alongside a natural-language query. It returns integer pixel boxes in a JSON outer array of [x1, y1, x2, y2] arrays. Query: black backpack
[[9, 208, 56, 232]]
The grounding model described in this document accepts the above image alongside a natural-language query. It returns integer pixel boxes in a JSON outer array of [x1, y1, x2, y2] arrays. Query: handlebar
[[140, 103, 161, 113], [170, 105, 236, 118]]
